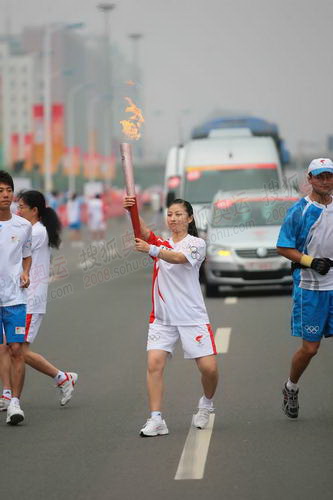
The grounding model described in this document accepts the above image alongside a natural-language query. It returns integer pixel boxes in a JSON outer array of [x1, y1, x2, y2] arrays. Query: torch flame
[[120, 97, 144, 140]]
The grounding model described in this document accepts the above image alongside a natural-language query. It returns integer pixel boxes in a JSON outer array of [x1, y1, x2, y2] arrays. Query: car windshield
[[183, 168, 280, 203], [211, 199, 296, 228]]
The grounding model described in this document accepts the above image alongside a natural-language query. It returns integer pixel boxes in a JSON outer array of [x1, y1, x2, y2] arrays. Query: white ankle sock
[[286, 378, 298, 391], [151, 411, 162, 420], [54, 371, 67, 385], [199, 395, 214, 409], [11, 397, 19, 405], [3, 389, 11, 399]]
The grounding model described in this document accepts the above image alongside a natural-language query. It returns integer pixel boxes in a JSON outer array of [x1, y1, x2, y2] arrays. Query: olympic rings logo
[[304, 325, 320, 334], [148, 334, 160, 342], [189, 245, 201, 260]]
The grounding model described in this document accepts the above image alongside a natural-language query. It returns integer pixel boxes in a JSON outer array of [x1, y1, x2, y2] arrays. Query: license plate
[[245, 261, 275, 271]]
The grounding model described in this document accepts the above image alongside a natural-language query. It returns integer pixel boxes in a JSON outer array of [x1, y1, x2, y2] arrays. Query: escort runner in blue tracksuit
[[277, 158, 333, 418]]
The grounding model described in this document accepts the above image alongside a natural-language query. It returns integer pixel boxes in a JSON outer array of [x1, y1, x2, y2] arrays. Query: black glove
[[310, 258, 332, 275]]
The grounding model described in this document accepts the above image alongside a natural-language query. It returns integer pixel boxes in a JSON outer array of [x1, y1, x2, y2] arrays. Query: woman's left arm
[[20, 256, 32, 288], [135, 238, 188, 264]]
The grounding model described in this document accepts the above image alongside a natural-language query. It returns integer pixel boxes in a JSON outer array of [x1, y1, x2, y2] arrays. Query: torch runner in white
[[123, 196, 219, 437]]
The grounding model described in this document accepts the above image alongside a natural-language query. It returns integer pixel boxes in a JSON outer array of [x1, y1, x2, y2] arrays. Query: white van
[[177, 129, 284, 232], [164, 145, 184, 207]]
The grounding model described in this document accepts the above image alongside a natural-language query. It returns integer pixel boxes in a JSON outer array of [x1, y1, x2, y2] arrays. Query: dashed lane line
[[174, 414, 215, 480], [224, 297, 238, 304], [175, 326, 231, 480]]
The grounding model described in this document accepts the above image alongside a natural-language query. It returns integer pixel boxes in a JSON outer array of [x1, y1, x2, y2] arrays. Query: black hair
[[167, 198, 198, 237], [18, 190, 62, 249], [0, 170, 14, 190]]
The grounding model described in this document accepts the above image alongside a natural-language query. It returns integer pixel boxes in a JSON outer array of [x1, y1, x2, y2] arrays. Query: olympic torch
[[120, 142, 142, 238], [120, 97, 144, 238]]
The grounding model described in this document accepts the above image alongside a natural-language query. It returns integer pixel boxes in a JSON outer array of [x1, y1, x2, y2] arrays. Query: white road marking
[[174, 414, 215, 480], [224, 297, 238, 304], [214, 327, 232, 353]]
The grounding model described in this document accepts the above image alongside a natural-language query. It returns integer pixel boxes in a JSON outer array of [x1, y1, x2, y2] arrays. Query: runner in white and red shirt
[[15, 190, 78, 407], [124, 196, 219, 437]]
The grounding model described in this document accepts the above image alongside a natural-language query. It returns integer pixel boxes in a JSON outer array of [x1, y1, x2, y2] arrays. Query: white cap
[[308, 158, 333, 176]]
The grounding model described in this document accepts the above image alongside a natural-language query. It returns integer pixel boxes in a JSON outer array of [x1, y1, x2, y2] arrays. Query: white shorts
[[89, 219, 106, 231], [25, 313, 44, 343], [147, 321, 217, 359]]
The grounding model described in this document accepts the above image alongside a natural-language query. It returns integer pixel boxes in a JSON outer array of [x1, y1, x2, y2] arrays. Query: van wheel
[[205, 283, 219, 297]]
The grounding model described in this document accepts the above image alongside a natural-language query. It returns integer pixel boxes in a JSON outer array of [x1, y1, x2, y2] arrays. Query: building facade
[[0, 39, 35, 169]]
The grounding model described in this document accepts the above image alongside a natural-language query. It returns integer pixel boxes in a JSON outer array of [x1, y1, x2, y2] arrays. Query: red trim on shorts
[[149, 263, 159, 323], [25, 314, 33, 341], [206, 324, 217, 355]]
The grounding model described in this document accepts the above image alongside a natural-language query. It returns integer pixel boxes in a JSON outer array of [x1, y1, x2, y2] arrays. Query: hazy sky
[[2, 0, 333, 159]]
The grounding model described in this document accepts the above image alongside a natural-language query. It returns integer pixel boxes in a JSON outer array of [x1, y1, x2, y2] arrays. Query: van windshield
[[211, 199, 296, 228], [183, 168, 279, 204]]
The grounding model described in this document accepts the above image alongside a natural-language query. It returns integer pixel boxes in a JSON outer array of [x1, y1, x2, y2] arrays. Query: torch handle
[[120, 142, 142, 239], [129, 199, 142, 239], [120, 143, 136, 195]]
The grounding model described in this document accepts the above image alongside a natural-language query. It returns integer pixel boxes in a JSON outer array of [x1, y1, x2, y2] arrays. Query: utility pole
[[42, 23, 84, 193], [97, 3, 116, 182], [128, 33, 144, 160]]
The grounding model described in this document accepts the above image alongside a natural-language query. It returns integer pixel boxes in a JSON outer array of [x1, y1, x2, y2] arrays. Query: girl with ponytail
[[19, 190, 61, 248], [15, 191, 78, 406], [123, 196, 218, 437]]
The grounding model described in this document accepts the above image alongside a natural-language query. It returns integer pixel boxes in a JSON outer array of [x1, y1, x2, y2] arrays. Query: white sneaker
[[192, 407, 214, 429], [140, 417, 169, 437], [6, 400, 24, 425], [0, 396, 11, 412], [57, 372, 78, 406]]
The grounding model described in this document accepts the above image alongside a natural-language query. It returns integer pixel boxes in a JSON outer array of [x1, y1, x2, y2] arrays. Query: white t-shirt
[[300, 198, 333, 291], [148, 231, 209, 326], [87, 198, 104, 229], [0, 214, 32, 306], [27, 222, 50, 314], [67, 199, 81, 224]]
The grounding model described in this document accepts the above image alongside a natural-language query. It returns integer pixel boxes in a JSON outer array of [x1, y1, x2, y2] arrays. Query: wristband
[[300, 254, 313, 268], [149, 245, 161, 258]]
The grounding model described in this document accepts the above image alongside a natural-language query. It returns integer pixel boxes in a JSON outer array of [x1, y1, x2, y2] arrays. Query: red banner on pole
[[32, 103, 65, 173]]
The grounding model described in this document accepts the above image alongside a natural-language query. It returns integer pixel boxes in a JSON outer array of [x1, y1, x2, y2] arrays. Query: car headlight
[[207, 245, 232, 257]]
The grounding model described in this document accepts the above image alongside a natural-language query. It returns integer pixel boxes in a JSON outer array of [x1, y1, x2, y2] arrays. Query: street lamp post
[[43, 26, 53, 193], [102, 106, 112, 188], [97, 2, 115, 92], [87, 94, 101, 181], [87, 92, 113, 182], [67, 82, 92, 193], [97, 3, 115, 179], [42, 22, 84, 193], [129, 33, 143, 84], [128, 33, 144, 160]]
